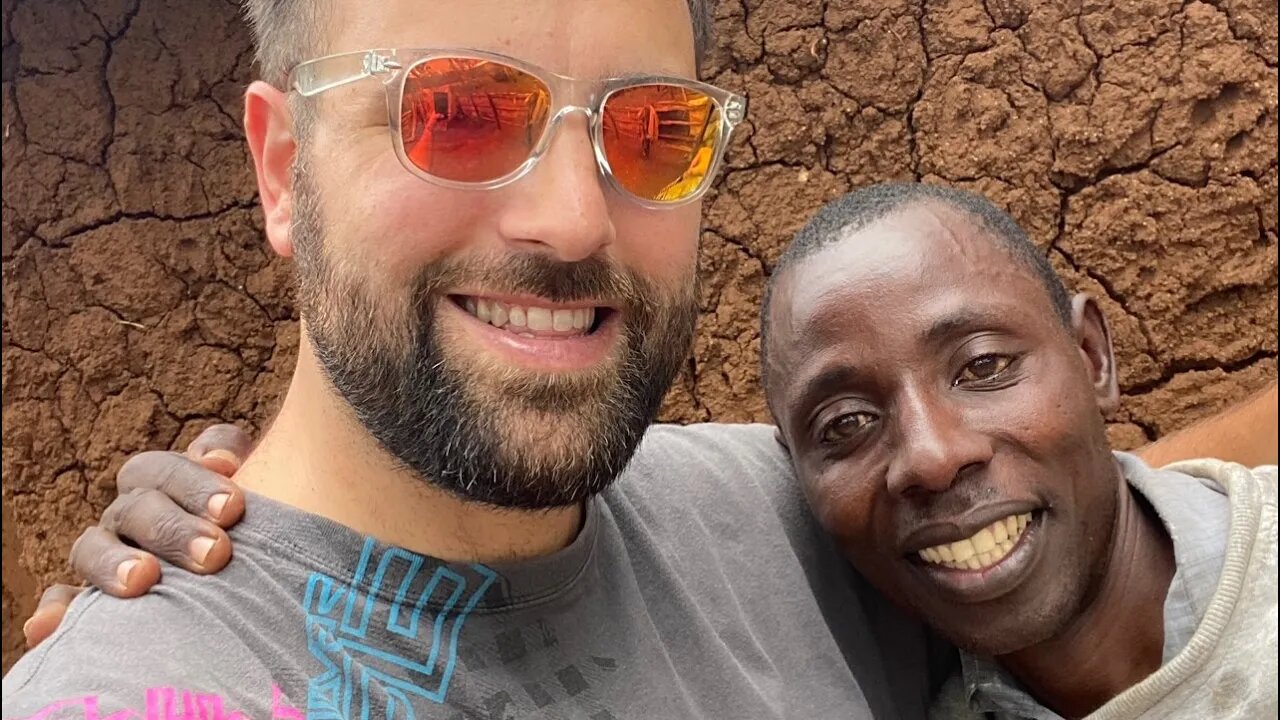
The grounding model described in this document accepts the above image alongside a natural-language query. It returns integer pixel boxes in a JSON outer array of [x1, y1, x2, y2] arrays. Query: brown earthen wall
[[2, 0, 1276, 671]]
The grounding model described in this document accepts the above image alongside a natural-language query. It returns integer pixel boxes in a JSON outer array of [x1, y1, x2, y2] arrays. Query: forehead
[[768, 205, 1056, 370], [325, 0, 696, 77]]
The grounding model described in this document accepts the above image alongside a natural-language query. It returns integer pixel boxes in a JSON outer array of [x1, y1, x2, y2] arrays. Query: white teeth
[[972, 528, 996, 554], [490, 304, 509, 327], [916, 512, 1034, 572], [526, 307, 552, 331], [462, 298, 596, 336]]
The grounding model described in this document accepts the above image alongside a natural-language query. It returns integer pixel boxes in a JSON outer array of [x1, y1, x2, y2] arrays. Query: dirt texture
[[2, 0, 1276, 671]]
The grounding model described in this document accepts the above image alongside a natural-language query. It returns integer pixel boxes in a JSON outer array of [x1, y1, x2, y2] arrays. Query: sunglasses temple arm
[[290, 51, 400, 97]]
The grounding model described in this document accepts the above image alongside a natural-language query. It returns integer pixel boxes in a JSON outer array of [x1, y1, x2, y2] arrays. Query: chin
[[945, 620, 1057, 657], [925, 598, 1075, 657]]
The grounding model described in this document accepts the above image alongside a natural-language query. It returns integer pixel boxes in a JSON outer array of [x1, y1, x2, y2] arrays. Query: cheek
[[990, 358, 1100, 456], [319, 165, 497, 284], [610, 201, 699, 283], [803, 464, 881, 550]]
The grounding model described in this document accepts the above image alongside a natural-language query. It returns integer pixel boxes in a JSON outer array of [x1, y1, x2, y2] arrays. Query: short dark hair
[[760, 182, 1074, 393], [240, 0, 715, 88]]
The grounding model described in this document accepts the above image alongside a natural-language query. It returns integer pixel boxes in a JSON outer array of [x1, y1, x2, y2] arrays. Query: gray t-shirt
[[2, 423, 943, 720]]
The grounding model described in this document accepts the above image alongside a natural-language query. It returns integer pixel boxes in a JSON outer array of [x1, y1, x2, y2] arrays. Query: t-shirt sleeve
[[2, 590, 289, 720]]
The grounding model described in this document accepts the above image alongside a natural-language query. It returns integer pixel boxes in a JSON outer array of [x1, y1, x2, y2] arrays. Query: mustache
[[898, 482, 1012, 526]]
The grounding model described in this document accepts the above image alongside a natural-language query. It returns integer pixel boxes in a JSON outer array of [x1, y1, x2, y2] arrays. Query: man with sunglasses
[[5, 0, 1276, 718], [3, 0, 936, 718]]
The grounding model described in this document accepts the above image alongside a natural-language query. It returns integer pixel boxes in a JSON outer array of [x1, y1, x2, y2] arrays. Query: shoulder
[[2, 561, 294, 716], [1108, 458, 1277, 717], [1121, 452, 1276, 505], [3, 591, 206, 714], [604, 422, 831, 578], [1134, 454, 1277, 618], [615, 422, 805, 521], [1152, 455, 1278, 508], [626, 422, 794, 490]]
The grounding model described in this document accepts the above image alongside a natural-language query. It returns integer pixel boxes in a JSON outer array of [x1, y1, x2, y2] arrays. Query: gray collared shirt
[[959, 452, 1231, 720]]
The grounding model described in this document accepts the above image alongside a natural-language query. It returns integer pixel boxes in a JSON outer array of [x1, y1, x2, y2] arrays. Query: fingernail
[[207, 493, 231, 520], [201, 448, 241, 471], [116, 559, 140, 587], [22, 616, 36, 637], [189, 536, 216, 566]]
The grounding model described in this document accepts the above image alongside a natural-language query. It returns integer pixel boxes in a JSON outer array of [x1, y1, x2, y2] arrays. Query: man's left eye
[[954, 354, 1013, 386]]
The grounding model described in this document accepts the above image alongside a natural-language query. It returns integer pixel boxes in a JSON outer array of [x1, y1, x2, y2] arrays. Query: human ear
[[1071, 294, 1120, 414], [243, 81, 297, 258]]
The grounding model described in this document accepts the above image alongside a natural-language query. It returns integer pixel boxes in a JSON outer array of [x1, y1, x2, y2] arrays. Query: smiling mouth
[[453, 295, 611, 338], [914, 512, 1035, 571]]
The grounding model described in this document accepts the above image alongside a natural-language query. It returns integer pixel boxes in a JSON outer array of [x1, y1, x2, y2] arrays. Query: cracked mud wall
[[1, 0, 1276, 670]]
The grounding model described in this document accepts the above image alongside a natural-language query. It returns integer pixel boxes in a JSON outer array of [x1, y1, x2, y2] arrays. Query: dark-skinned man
[[760, 183, 1277, 719]]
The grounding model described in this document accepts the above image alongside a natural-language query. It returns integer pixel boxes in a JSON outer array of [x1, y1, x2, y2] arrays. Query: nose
[[886, 386, 994, 498], [496, 111, 616, 262]]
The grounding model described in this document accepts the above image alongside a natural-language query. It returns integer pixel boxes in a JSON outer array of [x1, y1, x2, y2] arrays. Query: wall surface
[[2, 0, 1276, 671]]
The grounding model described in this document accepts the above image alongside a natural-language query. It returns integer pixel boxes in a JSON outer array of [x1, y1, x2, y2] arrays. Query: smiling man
[[762, 183, 1278, 719], [1, 1, 938, 718]]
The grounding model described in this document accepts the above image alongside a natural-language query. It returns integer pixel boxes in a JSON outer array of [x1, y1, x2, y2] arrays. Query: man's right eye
[[819, 411, 878, 446]]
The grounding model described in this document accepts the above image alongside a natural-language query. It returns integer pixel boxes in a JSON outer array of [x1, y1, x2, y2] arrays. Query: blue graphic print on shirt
[[303, 537, 497, 719]]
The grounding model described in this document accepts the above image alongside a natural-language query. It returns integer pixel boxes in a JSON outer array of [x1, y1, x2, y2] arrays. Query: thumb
[[24, 584, 84, 648]]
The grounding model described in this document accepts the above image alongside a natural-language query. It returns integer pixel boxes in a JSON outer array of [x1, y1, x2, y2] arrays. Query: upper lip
[[899, 500, 1041, 555]]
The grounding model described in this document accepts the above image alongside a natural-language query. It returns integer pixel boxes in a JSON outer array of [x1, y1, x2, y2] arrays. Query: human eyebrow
[[922, 308, 1009, 347], [787, 364, 862, 430]]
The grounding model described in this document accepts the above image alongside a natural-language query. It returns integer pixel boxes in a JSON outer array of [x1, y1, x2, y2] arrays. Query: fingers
[[116, 450, 244, 529], [52, 425, 250, 611], [184, 423, 253, 477], [23, 584, 83, 648], [68, 526, 162, 597], [96, 489, 232, 574]]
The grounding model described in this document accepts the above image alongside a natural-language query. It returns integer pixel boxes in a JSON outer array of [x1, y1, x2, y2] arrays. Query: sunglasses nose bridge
[[536, 103, 600, 154], [546, 104, 596, 127]]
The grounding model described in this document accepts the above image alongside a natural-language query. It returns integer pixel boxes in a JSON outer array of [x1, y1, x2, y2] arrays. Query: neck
[[235, 338, 583, 563], [999, 476, 1176, 718]]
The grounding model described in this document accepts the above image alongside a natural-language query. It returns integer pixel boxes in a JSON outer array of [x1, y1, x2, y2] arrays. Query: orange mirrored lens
[[400, 58, 551, 182], [600, 85, 721, 202]]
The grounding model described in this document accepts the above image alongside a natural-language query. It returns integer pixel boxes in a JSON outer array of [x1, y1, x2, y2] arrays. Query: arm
[[1135, 381, 1278, 469]]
